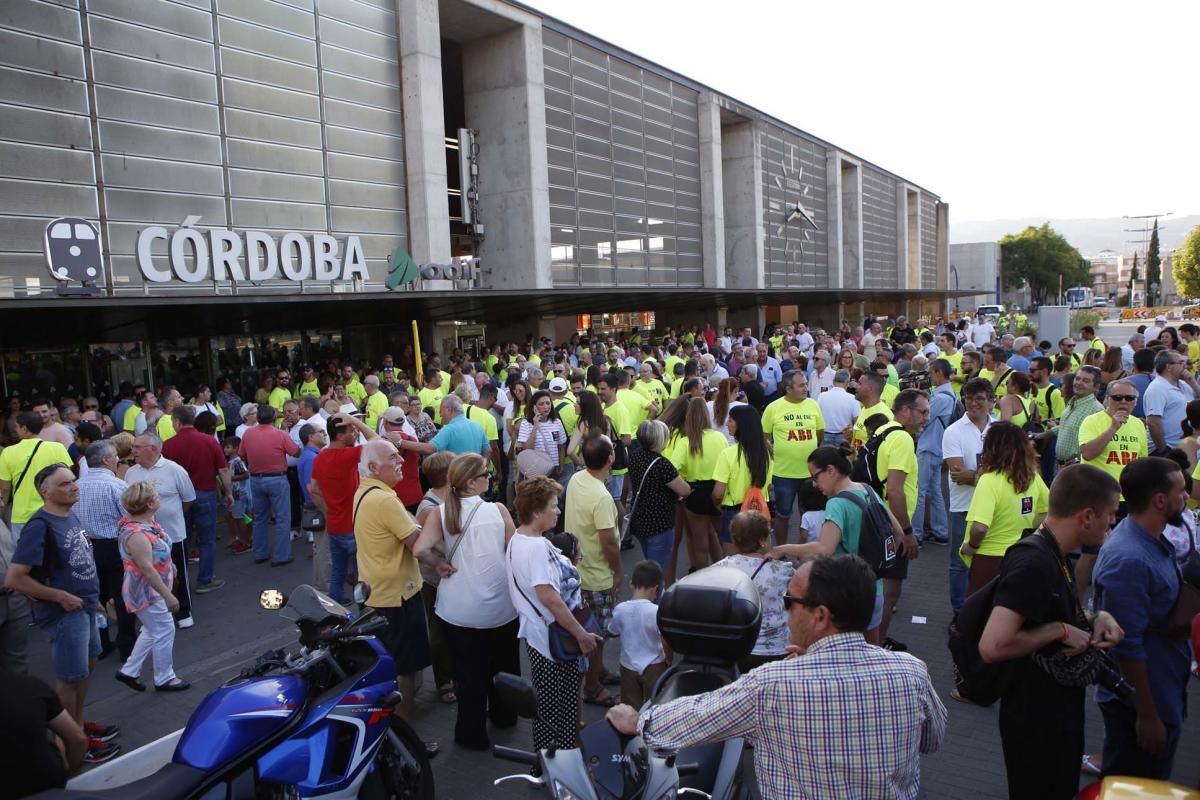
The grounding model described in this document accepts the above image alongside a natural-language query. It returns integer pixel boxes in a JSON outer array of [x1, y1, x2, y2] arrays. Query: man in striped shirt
[[608, 554, 946, 799]]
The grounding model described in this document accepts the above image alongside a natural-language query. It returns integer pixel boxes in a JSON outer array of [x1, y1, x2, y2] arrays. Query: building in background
[[0, 0, 952, 402], [947, 242, 1002, 313]]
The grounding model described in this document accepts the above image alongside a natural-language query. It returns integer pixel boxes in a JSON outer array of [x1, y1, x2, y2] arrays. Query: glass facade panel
[[862, 166, 899, 290]]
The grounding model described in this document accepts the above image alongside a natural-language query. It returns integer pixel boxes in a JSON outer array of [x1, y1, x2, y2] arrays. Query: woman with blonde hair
[[707, 377, 744, 444], [669, 397, 727, 577], [110, 431, 135, 479], [415, 452, 518, 750], [114, 481, 187, 692]]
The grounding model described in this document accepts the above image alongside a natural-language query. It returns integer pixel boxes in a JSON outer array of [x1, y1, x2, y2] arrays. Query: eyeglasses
[[83, 404, 98, 410], [473, 473, 489, 481], [1108, 394, 1137, 402], [782, 594, 818, 611]]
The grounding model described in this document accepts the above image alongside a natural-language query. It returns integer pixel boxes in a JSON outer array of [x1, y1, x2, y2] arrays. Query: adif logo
[[44, 217, 105, 296], [386, 247, 482, 290]]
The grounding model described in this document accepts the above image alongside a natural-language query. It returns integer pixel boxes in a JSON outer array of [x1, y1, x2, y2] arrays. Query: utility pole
[[1124, 213, 1173, 307]]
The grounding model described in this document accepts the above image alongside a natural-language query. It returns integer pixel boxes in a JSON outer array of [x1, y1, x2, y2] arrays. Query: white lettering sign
[[135, 217, 369, 284]]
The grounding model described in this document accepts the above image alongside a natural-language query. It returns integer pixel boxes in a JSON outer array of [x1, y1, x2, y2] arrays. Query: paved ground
[[31, 512, 1199, 799]]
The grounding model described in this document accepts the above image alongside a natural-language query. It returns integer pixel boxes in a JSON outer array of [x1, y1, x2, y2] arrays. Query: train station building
[[0, 0, 951, 399]]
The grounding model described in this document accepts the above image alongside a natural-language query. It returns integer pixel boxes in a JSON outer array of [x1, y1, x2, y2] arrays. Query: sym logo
[[44, 217, 105, 296]]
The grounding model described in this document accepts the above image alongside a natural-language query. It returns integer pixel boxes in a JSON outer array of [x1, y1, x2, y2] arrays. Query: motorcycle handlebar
[[493, 744, 539, 766]]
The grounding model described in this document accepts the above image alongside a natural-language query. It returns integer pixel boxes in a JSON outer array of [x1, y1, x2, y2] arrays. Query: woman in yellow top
[[668, 398, 729, 577], [961, 421, 1048, 593], [997, 372, 1037, 430], [712, 405, 773, 557]]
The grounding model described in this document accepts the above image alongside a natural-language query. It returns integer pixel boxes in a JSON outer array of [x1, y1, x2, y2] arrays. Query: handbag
[[300, 503, 325, 533], [508, 542, 600, 662], [620, 456, 662, 540], [1163, 519, 1200, 638]]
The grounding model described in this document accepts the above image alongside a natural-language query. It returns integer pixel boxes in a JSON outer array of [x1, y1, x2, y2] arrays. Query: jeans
[[120, 596, 177, 686], [913, 451, 947, 543], [638, 528, 673, 570], [772, 477, 805, 519], [1100, 699, 1183, 781], [188, 489, 218, 585], [327, 532, 357, 603], [823, 432, 845, 448], [252, 474, 292, 563], [949, 511, 969, 613]]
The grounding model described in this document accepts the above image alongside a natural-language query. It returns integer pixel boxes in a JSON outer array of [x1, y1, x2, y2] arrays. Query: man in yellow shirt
[[1078, 379, 1148, 487], [762, 370, 824, 546], [156, 389, 183, 442], [1080, 326, 1106, 356], [341, 364, 367, 406], [269, 369, 294, 425], [633, 362, 669, 409], [361, 375, 389, 431], [937, 333, 965, 386], [617, 370, 656, 435], [0, 411, 72, 534], [353, 439, 432, 719], [850, 373, 894, 451], [597, 374, 633, 511], [874, 388, 928, 651], [1180, 323, 1200, 373], [417, 368, 447, 425], [294, 365, 321, 399], [465, 384, 502, 476]]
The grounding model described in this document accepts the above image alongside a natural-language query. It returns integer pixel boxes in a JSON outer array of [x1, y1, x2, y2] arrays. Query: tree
[[999, 223, 1090, 307], [1146, 218, 1161, 306], [1175, 223, 1200, 300], [1129, 253, 1138, 308]]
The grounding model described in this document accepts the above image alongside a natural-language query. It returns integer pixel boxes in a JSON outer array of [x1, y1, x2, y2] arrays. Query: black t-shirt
[[992, 534, 1086, 713], [0, 668, 69, 796], [626, 449, 680, 537]]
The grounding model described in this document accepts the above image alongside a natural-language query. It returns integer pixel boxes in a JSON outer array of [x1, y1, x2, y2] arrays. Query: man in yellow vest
[[294, 365, 321, 399], [269, 369, 293, 426]]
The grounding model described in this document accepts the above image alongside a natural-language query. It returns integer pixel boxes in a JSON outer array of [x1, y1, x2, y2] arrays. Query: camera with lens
[[1033, 646, 1134, 700]]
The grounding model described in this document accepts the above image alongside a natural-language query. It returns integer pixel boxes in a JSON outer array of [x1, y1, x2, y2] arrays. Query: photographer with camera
[[1093, 456, 1195, 782], [978, 464, 1125, 800]]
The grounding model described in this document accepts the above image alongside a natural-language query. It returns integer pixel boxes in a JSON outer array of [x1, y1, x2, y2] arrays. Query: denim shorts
[[49, 610, 101, 682], [772, 476, 808, 518], [607, 474, 625, 500], [719, 506, 739, 543]]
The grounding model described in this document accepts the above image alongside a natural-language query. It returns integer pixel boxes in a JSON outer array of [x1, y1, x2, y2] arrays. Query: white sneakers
[[177, 616, 195, 629]]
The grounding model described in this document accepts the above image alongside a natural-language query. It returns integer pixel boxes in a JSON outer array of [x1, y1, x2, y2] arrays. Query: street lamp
[[949, 264, 960, 312]]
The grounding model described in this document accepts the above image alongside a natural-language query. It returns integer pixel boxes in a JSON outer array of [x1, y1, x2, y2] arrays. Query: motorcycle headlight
[[552, 779, 585, 800]]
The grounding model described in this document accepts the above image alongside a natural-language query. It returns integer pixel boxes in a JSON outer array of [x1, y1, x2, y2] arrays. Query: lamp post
[[949, 264, 960, 312]]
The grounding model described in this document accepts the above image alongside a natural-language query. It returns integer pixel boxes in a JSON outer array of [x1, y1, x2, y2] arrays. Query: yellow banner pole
[[411, 320, 423, 383]]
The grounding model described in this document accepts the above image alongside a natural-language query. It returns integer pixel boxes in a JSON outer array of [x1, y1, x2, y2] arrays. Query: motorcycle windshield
[[279, 584, 352, 625]]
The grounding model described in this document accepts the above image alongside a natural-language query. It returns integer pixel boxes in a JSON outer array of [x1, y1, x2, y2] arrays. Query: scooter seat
[[652, 668, 728, 704], [28, 762, 208, 800]]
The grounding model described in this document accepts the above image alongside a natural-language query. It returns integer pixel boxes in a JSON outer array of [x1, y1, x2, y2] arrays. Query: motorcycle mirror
[[260, 589, 286, 610], [352, 582, 371, 605], [493, 673, 539, 720]]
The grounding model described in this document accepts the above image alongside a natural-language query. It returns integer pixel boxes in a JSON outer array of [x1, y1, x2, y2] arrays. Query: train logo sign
[[43, 217, 105, 296]]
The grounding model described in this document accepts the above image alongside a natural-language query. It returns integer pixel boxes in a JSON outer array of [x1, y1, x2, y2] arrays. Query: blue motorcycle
[[32, 584, 434, 800]]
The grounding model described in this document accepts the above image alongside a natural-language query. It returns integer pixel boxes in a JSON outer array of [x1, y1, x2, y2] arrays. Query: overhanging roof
[[0, 286, 970, 346]]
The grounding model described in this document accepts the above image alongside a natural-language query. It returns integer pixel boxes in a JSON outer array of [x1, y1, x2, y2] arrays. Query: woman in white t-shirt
[[415, 452, 517, 751], [707, 377, 745, 444], [505, 476, 601, 751], [516, 390, 567, 477]]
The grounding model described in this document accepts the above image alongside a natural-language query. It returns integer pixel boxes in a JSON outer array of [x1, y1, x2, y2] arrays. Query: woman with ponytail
[[707, 377, 745, 444], [415, 452, 518, 750]]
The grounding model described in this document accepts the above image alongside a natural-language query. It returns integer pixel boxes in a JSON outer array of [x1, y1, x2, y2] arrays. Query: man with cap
[[361, 375, 388, 432], [810, 350, 835, 395], [1144, 315, 1166, 345]]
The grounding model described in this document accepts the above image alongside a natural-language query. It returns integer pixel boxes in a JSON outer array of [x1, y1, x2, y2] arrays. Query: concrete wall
[[948, 241, 1001, 311], [462, 22, 552, 290], [697, 94, 726, 289], [721, 120, 762, 289]]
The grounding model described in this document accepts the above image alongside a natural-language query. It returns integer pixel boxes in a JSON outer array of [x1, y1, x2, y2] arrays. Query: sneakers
[[881, 637, 909, 652], [306, 530, 314, 544], [927, 536, 950, 546], [85, 741, 121, 764], [195, 579, 225, 594], [290, 529, 300, 541], [177, 615, 195, 629], [84, 721, 120, 742], [230, 541, 251, 555], [187, 549, 200, 563]]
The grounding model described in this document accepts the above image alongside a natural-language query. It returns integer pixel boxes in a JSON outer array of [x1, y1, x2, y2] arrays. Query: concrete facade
[[0, 0, 947, 313], [948, 241, 1001, 313]]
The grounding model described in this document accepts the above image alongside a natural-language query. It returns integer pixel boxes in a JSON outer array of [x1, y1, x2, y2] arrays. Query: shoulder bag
[[507, 541, 599, 662], [442, 499, 485, 567], [620, 455, 662, 540], [1160, 516, 1200, 638], [4, 440, 43, 523]]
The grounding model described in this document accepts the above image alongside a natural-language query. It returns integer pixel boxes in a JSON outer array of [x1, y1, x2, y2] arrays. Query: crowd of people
[[1, 311, 1198, 797]]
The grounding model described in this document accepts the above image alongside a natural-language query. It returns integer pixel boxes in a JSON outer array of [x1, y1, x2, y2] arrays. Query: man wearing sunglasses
[[606, 554, 946, 799]]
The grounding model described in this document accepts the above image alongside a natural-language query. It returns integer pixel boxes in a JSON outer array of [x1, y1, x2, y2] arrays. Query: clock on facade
[[766, 144, 818, 264]]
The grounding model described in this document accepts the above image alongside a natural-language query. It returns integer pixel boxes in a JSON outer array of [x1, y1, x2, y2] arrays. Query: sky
[[524, 0, 1199, 222]]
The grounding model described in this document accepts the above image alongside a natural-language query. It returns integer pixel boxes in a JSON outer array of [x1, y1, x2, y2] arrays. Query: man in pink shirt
[[238, 404, 300, 566]]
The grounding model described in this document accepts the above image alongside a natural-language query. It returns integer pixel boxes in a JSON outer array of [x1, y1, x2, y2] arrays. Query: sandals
[[583, 686, 618, 707], [1081, 754, 1102, 776], [599, 669, 621, 687], [424, 741, 440, 759], [437, 685, 457, 704]]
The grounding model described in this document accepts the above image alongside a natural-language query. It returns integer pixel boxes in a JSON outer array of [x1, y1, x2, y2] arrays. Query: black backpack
[[832, 489, 898, 577], [850, 424, 909, 495]]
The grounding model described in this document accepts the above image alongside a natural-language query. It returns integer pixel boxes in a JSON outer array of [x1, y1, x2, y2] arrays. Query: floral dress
[[117, 517, 176, 613], [715, 553, 795, 655]]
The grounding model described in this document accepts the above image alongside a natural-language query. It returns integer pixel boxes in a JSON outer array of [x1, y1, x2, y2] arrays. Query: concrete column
[[936, 201, 950, 292], [896, 185, 909, 291], [721, 120, 763, 289], [825, 152, 843, 289], [697, 93, 726, 289], [716, 306, 728, 329], [462, 21, 552, 290], [398, 0, 451, 274], [537, 315, 557, 343]]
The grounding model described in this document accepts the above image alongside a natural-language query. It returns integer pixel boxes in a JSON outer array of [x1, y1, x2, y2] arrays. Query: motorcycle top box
[[657, 566, 762, 662]]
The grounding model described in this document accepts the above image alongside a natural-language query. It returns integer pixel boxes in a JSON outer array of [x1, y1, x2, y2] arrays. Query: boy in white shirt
[[608, 560, 669, 708]]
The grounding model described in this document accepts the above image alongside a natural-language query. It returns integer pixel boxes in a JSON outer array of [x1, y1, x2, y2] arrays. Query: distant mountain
[[950, 215, 1200, 257]]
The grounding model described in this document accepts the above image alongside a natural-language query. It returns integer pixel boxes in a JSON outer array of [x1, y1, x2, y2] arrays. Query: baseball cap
[[381, 407, 406, 424], [338, 403, 362, 416], [548, 377, 568, 393], [1156, 315, 1167, 322]]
